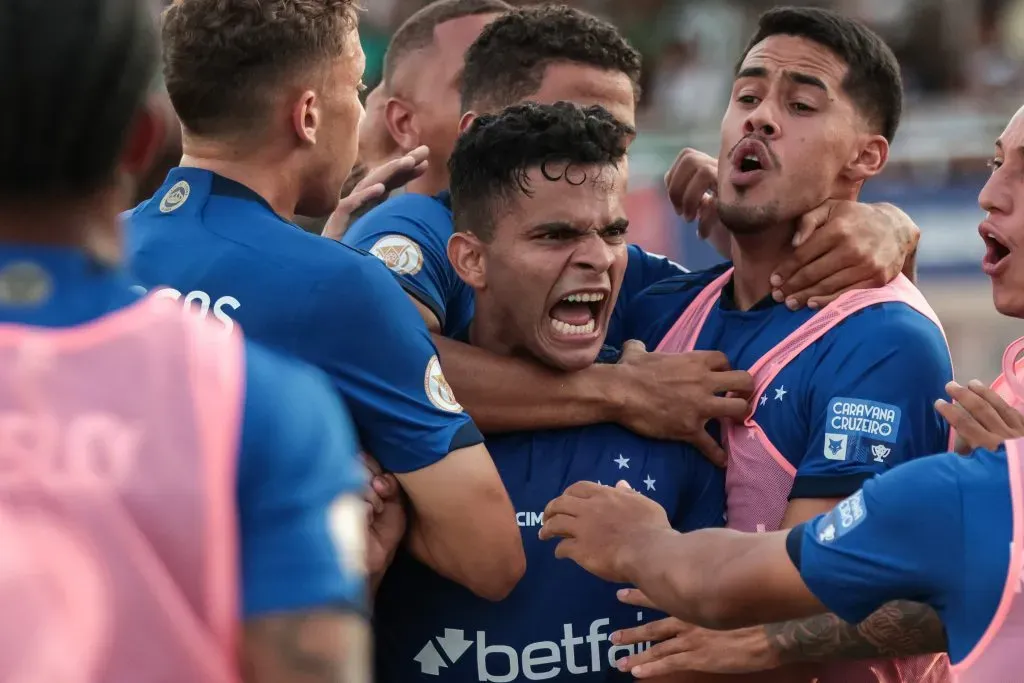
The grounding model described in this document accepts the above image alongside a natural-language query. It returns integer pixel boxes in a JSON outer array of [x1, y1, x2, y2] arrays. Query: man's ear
[[458, 110, 478, 134], [385, 96, 421, 153], [448, 230, 487, 290], [119, 96, 167, 178], [291, 89, 320, 146], [842, 134, 888, 183]]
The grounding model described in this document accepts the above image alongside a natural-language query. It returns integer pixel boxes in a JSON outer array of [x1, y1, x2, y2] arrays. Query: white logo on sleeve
[[815, 490, 868, 544], [328, 494, 366, 581], [823, 433, 848, 461], [158, 180, 190, 213], [370, 235, 424, 275], [425, 355, 463, 413]]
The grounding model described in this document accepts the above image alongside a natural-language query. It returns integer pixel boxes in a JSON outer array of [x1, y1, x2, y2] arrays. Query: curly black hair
[[449, 102, 633, 241], [460, 5, 642, 114], [741, 6, 903, 142], [0, 0, 157, 199]]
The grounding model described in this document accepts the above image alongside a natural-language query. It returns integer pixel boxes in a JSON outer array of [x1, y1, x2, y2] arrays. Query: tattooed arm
[[242, 612, 371, 683], [764, 600, 947, 664]]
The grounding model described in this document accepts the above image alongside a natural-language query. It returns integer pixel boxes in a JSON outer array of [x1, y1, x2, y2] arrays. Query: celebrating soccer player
[[125, 0, 525, 601], [537, 103, 1024, 679], [550, 6, 956, 682], [374, 101, 728, 682], [0, 0, 371, 680]]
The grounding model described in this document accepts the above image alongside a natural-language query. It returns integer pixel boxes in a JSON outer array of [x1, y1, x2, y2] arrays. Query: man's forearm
[[434, 334, 618, 433], [762, 600, 947, 664]]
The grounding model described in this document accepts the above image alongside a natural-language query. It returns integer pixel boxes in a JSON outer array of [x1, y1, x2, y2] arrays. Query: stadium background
[[148, 0, 1024, 381]]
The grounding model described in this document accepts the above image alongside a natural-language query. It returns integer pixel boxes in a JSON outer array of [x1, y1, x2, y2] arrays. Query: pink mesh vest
[[0, 295, 243, 683], [950, 344, 1024, 682], [657, 269, 951, 682]]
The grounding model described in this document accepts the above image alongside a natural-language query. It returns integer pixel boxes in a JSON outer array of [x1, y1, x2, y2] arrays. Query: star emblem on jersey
[[774, 386, 787, 401], [759, 394, 768, 406], [369, 234, 425, 276], [643, 475, 656, 491], [424, 355, 463, 413], [414, 628, 474, 675], [870, 443, 891, 463], [614, 454, 630, 469]]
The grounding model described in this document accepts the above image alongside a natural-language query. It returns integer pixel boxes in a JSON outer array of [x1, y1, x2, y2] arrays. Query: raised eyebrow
[[735, 66, 768, 81]]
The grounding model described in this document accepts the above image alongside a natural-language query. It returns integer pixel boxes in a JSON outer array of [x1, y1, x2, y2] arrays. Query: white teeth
[[550, 318, 596, 336], [744, 154, 758, 162], [563, 292, 606, 303]]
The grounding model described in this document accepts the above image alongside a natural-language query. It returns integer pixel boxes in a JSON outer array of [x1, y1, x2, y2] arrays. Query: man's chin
[[536, 341, 602, 374]]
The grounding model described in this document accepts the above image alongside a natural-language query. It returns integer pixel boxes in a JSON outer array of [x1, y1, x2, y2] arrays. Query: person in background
[[125, 0, 525, 601], [0, 0, 370, 680], [343, 2, 923, 468]]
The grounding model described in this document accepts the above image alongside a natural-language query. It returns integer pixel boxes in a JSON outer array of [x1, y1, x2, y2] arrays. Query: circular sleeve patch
[[369, 235, 424, 276], [424, 355, 463, 413]]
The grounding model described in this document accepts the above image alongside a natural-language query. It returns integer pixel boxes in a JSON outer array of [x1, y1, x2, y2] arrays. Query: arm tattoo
[[243, 611, 371, 683], [764, 601, 948, 664]]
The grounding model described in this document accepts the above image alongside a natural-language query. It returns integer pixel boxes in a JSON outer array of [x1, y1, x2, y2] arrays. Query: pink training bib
[[657, 271, 952, 682], [0, 295, 244, 682], [950, 339, 1024, 682]]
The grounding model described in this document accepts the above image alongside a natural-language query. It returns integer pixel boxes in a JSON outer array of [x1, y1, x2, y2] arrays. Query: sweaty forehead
[[505, 164, 624, 223], [740, 34, 848, 88]]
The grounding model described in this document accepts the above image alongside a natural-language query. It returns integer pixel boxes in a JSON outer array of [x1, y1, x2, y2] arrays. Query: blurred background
[[155, 0, 1024, 380]]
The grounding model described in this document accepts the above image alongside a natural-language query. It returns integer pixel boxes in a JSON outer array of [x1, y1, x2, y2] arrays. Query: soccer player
[[376, 101, 727, 683], [344, 3, 923, 465], [538, 92, 1024, 683], [592, 7, 956, 681], [0, 0, 368, 680], [125, 0, 525, 600]]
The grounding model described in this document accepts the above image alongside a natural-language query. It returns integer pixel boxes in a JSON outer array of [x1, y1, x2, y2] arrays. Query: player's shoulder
[[817, 295, 948, 369], [345, 191, 453, 243], [635, 261, 729, 299], [837, 295, 945, 345]]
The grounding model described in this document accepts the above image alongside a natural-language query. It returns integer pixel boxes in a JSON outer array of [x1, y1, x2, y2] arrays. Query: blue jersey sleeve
[[787, 452, 966, 626], [306, 253, 483, 473], [674, 455, 727, 531], [237, 340, 366, 618], [342, 194, 459, 329], [792, 304, 953, 499], [607, 246, 688, 348]]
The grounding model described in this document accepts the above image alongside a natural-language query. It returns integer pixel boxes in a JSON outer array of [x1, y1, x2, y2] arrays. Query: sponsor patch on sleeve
[[827, 397, 901, 444], [814, 489, 867, 544]]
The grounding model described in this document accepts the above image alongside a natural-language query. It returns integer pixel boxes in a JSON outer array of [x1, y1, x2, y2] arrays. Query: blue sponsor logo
[[827, 397, 901, 444], [814, 490, 868, 543]]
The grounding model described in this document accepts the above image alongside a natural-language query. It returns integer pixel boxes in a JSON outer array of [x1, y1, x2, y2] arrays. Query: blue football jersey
[[0, 245, 365, 616], [125, 168, 483, 474], [374, 421, 724, 682], [624, 264, 953, 500], [789, 446, 1012, 665], [343, 191, 687, 346]]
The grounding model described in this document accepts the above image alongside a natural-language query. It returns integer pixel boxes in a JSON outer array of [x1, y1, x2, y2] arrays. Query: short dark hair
[[460, 5, 642, 114], [449, 102, 633, 241], [739, 6, 903, 143], [0, 0, 157, 200], [383, 0, 512, 86], [162, 0, 359, 137]]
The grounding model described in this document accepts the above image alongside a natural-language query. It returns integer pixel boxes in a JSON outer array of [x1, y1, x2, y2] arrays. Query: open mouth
[[738, 154, 764, 173], [981, 225, 1012, 274], [548, 291, 606, 337]]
